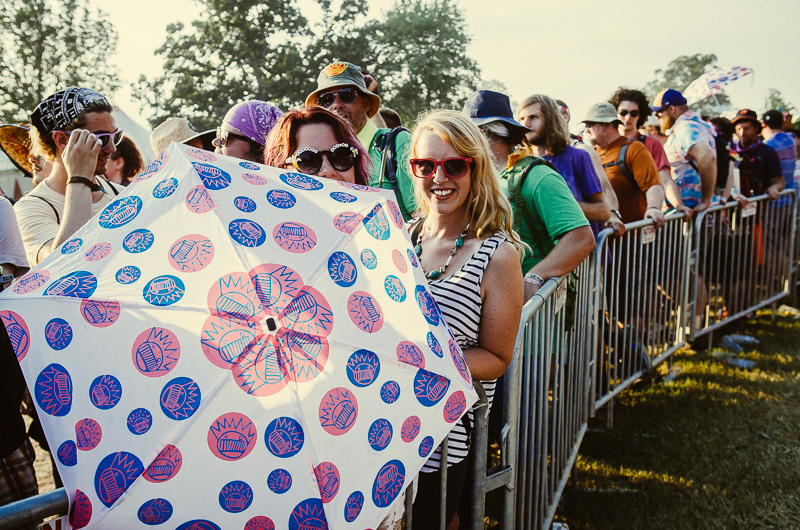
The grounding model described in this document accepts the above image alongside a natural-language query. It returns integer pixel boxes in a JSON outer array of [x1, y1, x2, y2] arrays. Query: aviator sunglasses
[[409, 157, 473, 179], [617, 109, 640, 118], [57, 128, 124, 149], [318, 88, 359, 108], [287, 143, 359, 175]]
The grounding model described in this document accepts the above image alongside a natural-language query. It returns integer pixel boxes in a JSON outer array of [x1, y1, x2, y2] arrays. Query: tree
[[368, 0, 480, 124], [645, 54, 730, 116], [763, 88, 794, 113], [137, 0, 482, 130], [0, 0, 120, 123], [134, 0, 375, 131], [134, 0, 314, 131]]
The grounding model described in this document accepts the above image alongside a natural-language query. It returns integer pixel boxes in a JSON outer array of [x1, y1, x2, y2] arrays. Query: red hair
[[264, 106, 371, 186]]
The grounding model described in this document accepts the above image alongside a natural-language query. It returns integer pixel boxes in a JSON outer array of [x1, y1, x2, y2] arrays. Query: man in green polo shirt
[[463, 90, 595, 300], [306, 61, 416, 220]]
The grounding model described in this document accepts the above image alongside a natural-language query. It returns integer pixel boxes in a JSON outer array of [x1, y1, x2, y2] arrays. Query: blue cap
[[651, 88, 687, 112]]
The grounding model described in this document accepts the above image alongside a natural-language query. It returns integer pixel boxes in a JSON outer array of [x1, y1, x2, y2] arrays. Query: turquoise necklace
[[415, 223, 470, 280]]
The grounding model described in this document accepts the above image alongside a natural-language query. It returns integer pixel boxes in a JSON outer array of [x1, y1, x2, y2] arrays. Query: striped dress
[[420, 233, 506, 473]]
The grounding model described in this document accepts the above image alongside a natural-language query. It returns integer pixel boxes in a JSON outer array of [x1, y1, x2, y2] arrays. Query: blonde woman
[[406, 109, 524, 528]]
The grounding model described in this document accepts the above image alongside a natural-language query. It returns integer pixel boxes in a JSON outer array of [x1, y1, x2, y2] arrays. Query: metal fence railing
[[3, 194, 797, 530], [508, 275, 590, 530], [689, 191, 797, 344], [592, 214, 691, 418]]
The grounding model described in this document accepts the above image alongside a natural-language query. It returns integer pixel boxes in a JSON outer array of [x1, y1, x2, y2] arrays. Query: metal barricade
[[592, 214, 690, 418], [0, 488, 67, 529], [688, 191, 797, 343], [403, 382, 491, 530], [508, 275, 591, 530]]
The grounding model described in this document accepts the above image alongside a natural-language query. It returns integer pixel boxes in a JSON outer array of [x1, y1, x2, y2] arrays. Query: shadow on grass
[[558, 313, 800, 530]]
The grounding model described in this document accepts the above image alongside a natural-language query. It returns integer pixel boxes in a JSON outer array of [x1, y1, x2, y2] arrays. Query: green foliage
[[764, 88, 794, 113], [136, 0, 480, 130], [645, 54, 731, 116], [368, 0, 480, 124], [0, 0, 120, 123], [133, 0, 314, 131]]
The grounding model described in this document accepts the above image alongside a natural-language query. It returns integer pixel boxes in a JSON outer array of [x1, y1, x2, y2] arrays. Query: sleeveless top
[[419, 232, 507, 472]]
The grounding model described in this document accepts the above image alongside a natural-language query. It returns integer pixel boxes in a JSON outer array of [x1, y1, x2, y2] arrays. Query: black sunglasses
[[318, 89, 359, 108], [287, 143, 358, 175], [216, 127, 251, 147], [618, 109, 640, 118]]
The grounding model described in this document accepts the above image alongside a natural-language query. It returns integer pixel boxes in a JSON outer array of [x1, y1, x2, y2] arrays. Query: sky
[[96, 0, 800, 131]]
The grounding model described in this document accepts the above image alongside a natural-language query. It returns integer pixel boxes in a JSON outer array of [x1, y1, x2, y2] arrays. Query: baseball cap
[[581, 102, 621, 125], [306, 62, 381, 118], [651, 89, 687, 112], [731, 109, 760, 127]]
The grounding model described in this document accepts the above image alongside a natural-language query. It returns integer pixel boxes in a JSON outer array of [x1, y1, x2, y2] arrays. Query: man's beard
[[525, 130, 545, 147]]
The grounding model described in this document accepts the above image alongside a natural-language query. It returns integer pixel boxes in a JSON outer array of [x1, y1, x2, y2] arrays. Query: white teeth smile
[[433, 190, 453, 196]]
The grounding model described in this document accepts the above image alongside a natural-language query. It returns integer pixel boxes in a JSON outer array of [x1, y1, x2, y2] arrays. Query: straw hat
[[0, 124, 33, 176], [150, 117, 215, 155]]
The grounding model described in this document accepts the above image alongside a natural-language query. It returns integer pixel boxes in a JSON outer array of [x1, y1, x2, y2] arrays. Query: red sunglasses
[[409, 157, 473, 179]]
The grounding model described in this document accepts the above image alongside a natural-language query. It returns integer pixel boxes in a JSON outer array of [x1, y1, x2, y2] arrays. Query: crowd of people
[[1, 59, 799, 530]]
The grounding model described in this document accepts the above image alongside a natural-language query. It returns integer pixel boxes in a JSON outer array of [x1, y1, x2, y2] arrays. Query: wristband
[[68, 176, 101, 192], [610, 209, 621, 219], [524, 272, 545, 286]]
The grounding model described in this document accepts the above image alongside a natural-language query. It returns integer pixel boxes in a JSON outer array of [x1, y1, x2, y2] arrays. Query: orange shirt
[[596, 136, 661, 223]]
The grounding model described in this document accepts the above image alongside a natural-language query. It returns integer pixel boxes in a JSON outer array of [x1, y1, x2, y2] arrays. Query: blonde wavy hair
[[410, 109, 527, 258]]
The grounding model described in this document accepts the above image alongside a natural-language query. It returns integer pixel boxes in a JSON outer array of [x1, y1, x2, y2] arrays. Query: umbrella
[[0, 144, 478, 529], [682, 66, 754, 106]]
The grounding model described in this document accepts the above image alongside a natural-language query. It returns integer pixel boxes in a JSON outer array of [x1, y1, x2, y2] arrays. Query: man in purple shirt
[[517, 94, 612, 237]]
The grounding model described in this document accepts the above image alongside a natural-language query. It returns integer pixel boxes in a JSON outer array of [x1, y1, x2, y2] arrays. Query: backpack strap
[[31, 195, 61, 225], [377, 126, 411, 218], [508, 157, 556, 256], [602, 139, 636, 185]]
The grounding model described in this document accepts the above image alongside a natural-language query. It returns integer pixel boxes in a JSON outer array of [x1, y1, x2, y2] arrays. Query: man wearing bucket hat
[[464, 89, 595, 300], [651, 88, 717, 213], [306, 61, 416, 220], [582, 102, 665, 227], [730, 109, 783, 200]]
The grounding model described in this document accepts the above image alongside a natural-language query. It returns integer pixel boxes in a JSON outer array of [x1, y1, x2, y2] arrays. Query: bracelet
[[610, 209, 622, 219], [524, 272, 545, 286], [68, 176, 101, 192]]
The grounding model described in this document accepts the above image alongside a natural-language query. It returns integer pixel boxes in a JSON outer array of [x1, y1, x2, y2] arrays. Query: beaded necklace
[[414, 223, 470, 280]]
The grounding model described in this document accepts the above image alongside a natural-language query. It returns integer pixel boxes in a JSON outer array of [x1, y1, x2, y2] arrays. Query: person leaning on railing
[[397, 109, 524, 530]]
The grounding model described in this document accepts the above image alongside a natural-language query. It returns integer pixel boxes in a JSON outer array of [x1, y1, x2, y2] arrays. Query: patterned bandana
[[31, 87, 108, 135], [222, 100, 284, 145]]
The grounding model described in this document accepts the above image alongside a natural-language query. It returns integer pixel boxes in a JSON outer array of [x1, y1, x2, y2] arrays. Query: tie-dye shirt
[[664, 110, 716, 208], [763, 131, 797, 190]]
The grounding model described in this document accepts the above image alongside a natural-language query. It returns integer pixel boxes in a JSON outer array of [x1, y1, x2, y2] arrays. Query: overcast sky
[[97, 0, 800, 129]]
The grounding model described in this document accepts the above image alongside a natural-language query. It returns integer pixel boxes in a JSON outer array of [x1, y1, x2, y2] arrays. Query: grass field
[[557, 310, 800, 529]]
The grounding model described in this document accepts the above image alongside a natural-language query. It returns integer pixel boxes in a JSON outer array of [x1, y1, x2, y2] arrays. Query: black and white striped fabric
[[420, 233, 506, 473]]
